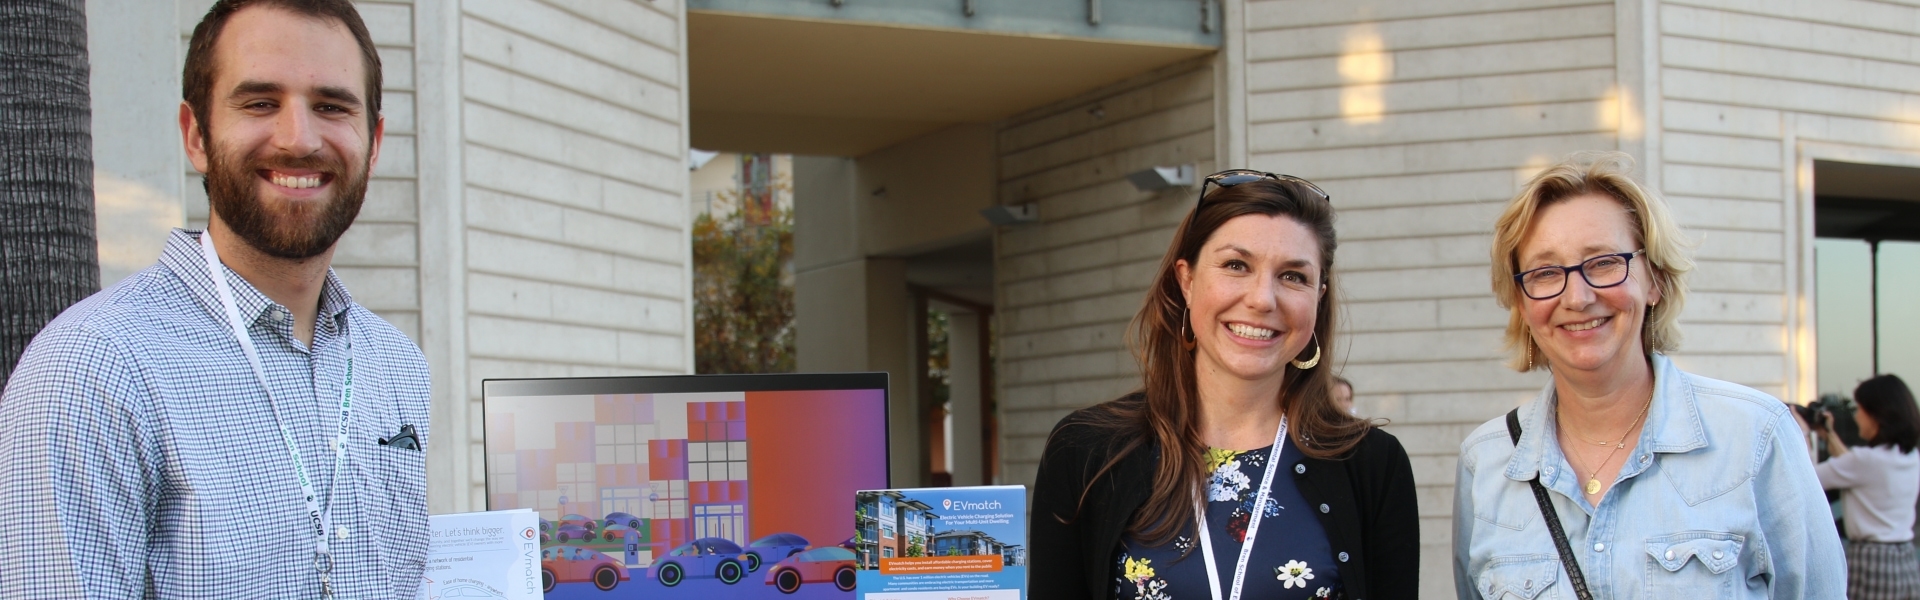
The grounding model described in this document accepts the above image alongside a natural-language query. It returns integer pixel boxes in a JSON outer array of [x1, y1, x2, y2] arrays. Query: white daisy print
[[1275, 559, 1314, 589]]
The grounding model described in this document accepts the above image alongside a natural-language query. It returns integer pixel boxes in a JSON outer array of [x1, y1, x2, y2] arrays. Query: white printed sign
[[418, 509, 543, 600]]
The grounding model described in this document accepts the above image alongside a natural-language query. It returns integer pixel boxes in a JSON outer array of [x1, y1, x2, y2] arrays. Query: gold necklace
[[1568, 390, 1654, 496]]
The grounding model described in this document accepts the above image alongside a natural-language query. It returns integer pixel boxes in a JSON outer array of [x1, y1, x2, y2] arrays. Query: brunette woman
[[1797, 374, 1920, 599], [1030, 171, 1419, 600]]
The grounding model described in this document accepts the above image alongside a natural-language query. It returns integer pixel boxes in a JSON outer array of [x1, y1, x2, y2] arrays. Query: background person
[[0, 1, 430, 598], [1452, 152, 1842, 599], [1332, 376, 1355, 416], [1794, 374, 1920, 599], [1031, 171, 1419, 600]]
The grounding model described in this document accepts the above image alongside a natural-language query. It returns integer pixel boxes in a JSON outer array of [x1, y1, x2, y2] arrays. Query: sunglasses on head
[[1196, 169, 1332, 206]]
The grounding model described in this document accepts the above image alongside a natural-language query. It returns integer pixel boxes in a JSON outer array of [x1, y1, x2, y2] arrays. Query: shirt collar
[[158, 229, 356, 329], [1505, 353, 1708, 482]]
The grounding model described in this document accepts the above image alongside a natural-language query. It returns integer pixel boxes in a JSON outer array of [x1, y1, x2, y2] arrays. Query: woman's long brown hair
[[1061, 179, 1374, 549]]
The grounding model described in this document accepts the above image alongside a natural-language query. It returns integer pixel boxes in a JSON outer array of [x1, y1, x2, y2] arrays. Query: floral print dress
[[1112, 438, 1343, 600]]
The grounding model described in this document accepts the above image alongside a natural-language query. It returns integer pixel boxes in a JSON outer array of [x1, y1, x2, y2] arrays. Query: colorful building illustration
[[485, 394, 753, 568]]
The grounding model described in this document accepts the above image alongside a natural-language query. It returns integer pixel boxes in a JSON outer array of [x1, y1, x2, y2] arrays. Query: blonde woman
[[1452, 152, 1844, 598]]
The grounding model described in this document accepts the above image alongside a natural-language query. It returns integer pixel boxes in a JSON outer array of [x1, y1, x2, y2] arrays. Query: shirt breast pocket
[[1477, 555, 1560, 600], [369, 445, 429, 595], [1643, 531, 1744, 599], [370, 444, 427, 502]]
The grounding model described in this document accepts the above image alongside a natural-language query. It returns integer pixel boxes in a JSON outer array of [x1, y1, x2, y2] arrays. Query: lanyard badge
[[200, 232, 355, 599], [1196, 416, 1288, 600]]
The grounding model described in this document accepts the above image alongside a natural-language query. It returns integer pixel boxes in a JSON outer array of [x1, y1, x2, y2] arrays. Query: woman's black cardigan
[[1029, 394, 1420, 600]]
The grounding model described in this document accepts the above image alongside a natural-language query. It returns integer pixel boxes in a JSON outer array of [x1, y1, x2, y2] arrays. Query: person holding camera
[[1793, 374, 1920, 599]]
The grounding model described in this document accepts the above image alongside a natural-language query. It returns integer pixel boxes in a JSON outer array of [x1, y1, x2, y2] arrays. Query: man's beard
[[204, 135, 369, 260]]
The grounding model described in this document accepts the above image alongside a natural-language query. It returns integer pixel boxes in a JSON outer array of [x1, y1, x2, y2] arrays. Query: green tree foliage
[[927, 309, 950, 407], [692, 197, 794, 374]]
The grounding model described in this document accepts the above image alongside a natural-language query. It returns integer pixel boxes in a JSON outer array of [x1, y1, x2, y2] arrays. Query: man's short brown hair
[[182, 0, 382, 137]]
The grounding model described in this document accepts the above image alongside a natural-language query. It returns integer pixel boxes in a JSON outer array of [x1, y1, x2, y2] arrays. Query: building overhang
[[688, 6, 1215, 156]]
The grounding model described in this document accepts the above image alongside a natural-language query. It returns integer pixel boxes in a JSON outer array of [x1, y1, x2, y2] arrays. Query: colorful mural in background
[[485, 388, 887, 598]]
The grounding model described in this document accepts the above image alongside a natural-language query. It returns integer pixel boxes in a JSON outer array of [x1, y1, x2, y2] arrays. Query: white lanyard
[[199, 232, 354, 598], [1196, 416, 1288, 600]]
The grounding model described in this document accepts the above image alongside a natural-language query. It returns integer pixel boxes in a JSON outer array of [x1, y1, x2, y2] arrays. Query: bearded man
[[0, 1, 430, 598]]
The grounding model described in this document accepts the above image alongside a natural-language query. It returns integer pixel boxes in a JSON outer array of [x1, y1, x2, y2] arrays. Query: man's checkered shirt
[[0, 229, 432, 599]]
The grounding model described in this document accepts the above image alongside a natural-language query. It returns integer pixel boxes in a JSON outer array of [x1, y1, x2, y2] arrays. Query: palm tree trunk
[[0, 0, 95, 389]]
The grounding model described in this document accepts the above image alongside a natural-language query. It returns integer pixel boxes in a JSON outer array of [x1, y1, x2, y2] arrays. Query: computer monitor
[[482, 372, 888, 597]]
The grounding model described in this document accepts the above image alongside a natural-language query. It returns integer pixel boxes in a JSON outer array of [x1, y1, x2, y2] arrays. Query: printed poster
[[853, 486, 1027, 600], [419, 509, 543, 600]]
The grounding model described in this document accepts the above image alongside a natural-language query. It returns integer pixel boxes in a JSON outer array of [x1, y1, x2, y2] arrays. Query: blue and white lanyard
[[1196, 416, 1288, 600], [200, 232, 354, 598]]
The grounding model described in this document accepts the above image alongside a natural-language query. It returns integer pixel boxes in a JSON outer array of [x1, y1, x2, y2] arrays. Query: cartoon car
[[766, 546, 858, 594], [554, 524, 594, 544], [743, 533, 809, 573], [603, 511, 643, 530], [542, 546, 630, 592], [651, 537, 748, 587], [538, 519, 553, 544], [599, 524, 634, 543], [557, 513, 600, 534]]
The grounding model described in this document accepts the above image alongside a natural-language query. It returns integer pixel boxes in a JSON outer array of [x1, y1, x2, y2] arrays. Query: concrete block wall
[[1656, 0, 1920, 403], [993, 59, 1216, 488], [446, 0, 692, 510]]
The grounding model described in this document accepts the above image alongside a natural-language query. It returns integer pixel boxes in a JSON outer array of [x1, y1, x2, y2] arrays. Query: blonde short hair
[[1490, 151, 1695, 371]]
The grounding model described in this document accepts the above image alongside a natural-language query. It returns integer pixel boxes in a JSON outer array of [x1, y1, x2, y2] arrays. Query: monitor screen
[[482, 372, 888, 598]]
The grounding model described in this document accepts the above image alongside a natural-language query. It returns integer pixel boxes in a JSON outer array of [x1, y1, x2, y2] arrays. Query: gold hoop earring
[[1179, 307, 1196, 351], [1291, 333, 1321, 370]]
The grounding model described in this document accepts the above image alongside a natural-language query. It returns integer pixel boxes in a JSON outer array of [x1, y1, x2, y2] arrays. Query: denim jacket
[[1452, 354, 1845, 599]]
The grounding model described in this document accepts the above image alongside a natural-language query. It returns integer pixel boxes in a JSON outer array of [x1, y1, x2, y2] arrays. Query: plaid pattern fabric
[[1846, 539, 1920, 600], [0, 229, 431, 599]]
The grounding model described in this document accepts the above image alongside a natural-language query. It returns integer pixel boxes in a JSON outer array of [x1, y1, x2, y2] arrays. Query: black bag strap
[[1506, 408, 1594, 600]]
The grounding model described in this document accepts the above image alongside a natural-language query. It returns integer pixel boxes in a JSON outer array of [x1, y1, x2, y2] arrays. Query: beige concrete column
[[794, 156, 924, 487], [945, 310, 983, 487]]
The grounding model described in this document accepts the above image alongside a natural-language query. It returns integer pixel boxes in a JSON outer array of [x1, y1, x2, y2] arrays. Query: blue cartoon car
[[651, 537, 747, 587], [603, 511, 643, 530], [554, 524, 594, 544], [743, 533, 809, 573]]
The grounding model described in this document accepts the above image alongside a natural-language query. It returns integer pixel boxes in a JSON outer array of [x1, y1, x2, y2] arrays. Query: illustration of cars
[[766, 546, 858, 594], [557, 513, 600, 534], [603, 511, 642, 530], [541, 546, 630, 592], [743, 533, 809, 573], [651, 537, 748, 587], [538, 519, 553, 544], [554, 524, 593, 544]]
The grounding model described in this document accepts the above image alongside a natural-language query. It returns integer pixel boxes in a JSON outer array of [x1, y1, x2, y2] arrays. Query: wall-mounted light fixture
[[979, 203, 1038, 226], [1126, 164, 1195, 191]]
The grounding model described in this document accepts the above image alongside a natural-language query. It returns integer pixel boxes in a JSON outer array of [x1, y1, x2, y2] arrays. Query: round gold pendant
[[1584, 479, 1602, 495]]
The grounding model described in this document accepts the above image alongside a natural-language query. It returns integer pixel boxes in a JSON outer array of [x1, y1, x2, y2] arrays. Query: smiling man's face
[[183, 5, 382, 259]]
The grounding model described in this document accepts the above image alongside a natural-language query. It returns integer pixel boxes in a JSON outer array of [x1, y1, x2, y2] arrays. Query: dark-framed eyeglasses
[[1512, 250, 1645, 300], [1197, 169, 1331, 206]]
